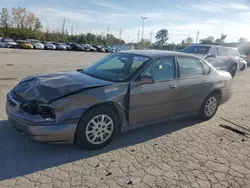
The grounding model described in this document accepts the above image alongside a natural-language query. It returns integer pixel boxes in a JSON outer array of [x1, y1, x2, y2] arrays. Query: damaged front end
[[20, 101, 55, 121]]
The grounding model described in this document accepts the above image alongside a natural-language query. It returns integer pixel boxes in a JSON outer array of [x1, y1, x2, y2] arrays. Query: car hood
[[13, 70, 112, 103]]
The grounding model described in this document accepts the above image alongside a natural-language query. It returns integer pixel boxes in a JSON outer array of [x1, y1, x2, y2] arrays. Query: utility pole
[[196, 29, 200, 43], [137, 29, 140, 43], [119, 29, 122, 40], [62, 18, 65, 41], [71, 25, 73, 36], [141, 16, 147, 48], [150, 31, 153, 43], [127, 36, 130, 43], [141, 16, 147, 41]]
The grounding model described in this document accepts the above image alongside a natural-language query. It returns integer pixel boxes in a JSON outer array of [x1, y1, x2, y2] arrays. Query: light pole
[[141, 16, 147, 48]]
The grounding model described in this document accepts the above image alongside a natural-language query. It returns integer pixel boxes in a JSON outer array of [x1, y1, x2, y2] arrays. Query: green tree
[[239, 37, 248, 43], [0, 8, 11, 37], [155, 29, 169, 46], [215, 33, 227, 44], [185, 37, 193, 45], [200, 36, 215, 44]]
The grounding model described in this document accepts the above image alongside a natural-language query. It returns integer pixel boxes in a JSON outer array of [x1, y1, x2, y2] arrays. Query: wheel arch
[[73, 101, 126, 143], [206, 89, 222, 104]]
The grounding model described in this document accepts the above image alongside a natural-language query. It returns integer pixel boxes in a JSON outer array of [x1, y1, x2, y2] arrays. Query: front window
[[83, 53, 149, 82], [141, 57, 175, 81], [228, 48, 240, 57], [182, 46, 211, 54]]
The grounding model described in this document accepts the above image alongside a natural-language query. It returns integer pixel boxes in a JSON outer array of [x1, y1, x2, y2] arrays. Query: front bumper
[[6, 92, 78, 143]]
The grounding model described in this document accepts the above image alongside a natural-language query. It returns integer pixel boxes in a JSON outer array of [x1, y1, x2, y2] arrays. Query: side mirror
[[139, 75, 154, 84]]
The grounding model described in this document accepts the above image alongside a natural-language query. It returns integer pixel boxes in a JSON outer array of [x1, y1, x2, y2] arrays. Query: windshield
[[182, 46, 211, 54], [83, 53, 150, 82]]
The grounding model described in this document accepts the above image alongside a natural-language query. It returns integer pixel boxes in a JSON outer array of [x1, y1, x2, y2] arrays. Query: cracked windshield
[[1, 0, 250, 187]]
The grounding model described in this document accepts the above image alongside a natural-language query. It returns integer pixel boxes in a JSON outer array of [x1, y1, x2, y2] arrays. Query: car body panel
[[6, 50, 233, 143], [129, 80, 179, 125]]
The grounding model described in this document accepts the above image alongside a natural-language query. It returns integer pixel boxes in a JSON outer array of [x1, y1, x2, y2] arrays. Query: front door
[[175, 56, 213, 115], [129, 56, 179, 126]]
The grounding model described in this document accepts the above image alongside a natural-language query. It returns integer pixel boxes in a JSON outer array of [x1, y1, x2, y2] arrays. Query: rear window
[[228, 48, 239, 57], [182, 46, 211, 54]]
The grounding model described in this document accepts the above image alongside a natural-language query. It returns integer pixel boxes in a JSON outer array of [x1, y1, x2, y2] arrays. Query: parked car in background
[[242, 55, 250, 68], [0, 38, 18, 48], [63, 43, 72, 51], [227, 47, 247, 71], [103, 46, 115, 53], [70, 43, 85, 51], [16, 40, 33, 49], [92, 45, 105, 52], [26, 39, 44, 49], [6, 50, 233, 150], [52, 42, 67, 50], [181, 44, 242, 77], [41, 41, 56, 50], [80, 44, 90, 51], [85, 44, 97, 52]]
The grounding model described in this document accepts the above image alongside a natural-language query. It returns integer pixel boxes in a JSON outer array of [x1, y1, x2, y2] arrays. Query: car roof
[[119, 50, 200, 58]]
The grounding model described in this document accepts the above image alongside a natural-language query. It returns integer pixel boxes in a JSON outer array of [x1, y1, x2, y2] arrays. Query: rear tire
[[199, 92, 220, 121], [75, 106, 119, 150]]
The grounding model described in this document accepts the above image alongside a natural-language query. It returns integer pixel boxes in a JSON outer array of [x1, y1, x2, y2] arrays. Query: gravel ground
[[0, 48, 250, 188]]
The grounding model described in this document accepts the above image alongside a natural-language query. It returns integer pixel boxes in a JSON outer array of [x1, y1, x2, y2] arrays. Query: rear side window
[[217, 47, 227, 56], [228, 48, 240, 57], [178, 57, 204, 77]]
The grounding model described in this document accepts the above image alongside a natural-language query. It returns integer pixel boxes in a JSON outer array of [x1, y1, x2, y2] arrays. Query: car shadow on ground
[[0, 117, 201, 181]]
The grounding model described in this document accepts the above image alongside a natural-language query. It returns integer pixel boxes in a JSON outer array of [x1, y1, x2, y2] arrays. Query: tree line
[[0, 7, 125, 45]]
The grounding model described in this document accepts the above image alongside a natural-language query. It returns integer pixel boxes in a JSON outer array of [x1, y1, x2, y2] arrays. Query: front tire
[[199, 93, 220, 120], [230, 65, 237, 78], [75, 106, 119, 150], [240, 64, 246, 71]]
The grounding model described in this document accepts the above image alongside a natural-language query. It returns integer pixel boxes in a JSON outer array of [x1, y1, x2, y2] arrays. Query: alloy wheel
[[85, 114, 114, 145], [204, 96, 217, 117]]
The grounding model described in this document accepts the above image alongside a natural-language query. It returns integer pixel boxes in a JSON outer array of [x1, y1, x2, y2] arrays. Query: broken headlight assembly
[[21, 101, 55, 120]]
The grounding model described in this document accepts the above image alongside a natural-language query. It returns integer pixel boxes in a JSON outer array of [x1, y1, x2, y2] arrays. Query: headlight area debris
[[20, 101, 55, 119]]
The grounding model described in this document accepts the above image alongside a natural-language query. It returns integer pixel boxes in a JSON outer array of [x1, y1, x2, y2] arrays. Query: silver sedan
[[6, 50, 233, 150]]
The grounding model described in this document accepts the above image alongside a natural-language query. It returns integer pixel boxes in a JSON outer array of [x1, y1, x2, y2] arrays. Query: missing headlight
[[21, 102, 55, 119]]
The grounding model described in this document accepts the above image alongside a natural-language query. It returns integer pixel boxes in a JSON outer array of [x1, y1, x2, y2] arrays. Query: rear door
[[175, 56, 213, 115], [129, 56, 179, 125]]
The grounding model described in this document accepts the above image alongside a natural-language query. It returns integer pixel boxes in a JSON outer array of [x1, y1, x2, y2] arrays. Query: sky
[[1, 0, 250, 43]]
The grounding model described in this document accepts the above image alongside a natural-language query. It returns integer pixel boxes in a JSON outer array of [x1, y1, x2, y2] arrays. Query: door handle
[[169, 84, 178, 89]]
